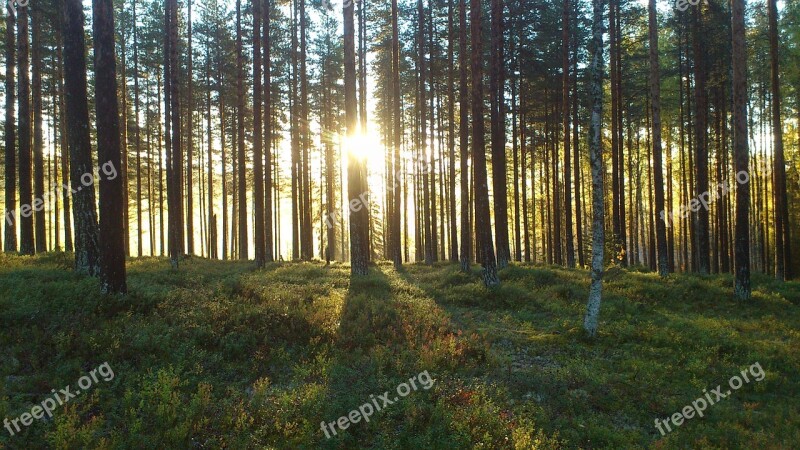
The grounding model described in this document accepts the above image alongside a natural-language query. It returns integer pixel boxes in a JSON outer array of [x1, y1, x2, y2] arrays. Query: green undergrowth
[[0, 253, 798, 449]]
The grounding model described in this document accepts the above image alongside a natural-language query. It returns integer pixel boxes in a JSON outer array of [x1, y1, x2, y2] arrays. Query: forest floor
[[0, 254, 799, 449]]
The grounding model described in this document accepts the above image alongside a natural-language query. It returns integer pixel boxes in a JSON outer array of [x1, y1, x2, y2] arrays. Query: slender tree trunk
[[562, 0, 574, 268], [648, 0, 667, 277], [458, 0, 471, 272], [447, 0, 458, 263], [391, 0, 403, 268], [4, 5, 16, 253], [185, 0, 194, 255], [133, 0, 143, 257], [300, 0, 312, 260], [32, 7, 45, 253], [768, 0, 790, 280], [264, 0, 274, 262], [18, 5, 33, 254], [471, 0, 499, 286], [693, 7, 710, 274], [92, 0, 127, 293], [63, 0, 100, 275], [584, 0, 605, 338], [490, 0, 510, 268], [56, 29, 72, 252], [345, 0, 368, 276], [168, 0, 185, 266], [253, 0, 266, 267], [235, 0, 247, 260], [732, 0, 750, 299]]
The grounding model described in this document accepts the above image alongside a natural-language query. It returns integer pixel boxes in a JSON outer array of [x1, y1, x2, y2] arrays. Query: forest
[[0, 0, 798, 447]]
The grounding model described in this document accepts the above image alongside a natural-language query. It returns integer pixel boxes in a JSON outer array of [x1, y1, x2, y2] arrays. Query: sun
[[343, 130, 382, 164]]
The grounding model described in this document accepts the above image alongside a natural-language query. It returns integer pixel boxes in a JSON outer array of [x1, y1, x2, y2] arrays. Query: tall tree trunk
[[447, 0, 458, 263], [168, 0, 185, 266], [584, 0, 605, 338], [345, 0, 368, 276], [31, 7, 45, 253], [490, 0, 510, 268], [572, 14, 583, 267], [253, 0, 266, 267], [92, 0, 127, 293], [186, 0, 194, 255], [608, 0, 620, 257], [562, 0, 574, 268], [471, 0, 499, 286], [235, 0, 247, 260], [768, 0, 790, 280], [133, 0, 142, 257], [391, 0, 403, 268], [648, 0, 667, 277], [300, 0, 312, 260], [458, 0, 471, 272], [731, 0, 750, 299], [18, 5, 33, 254], [63, 0, 100, 275], [692, 7, 710, 274], [4, 5, 16, 253], [57, 28, 72, 252], [264, 0, 274, 262]]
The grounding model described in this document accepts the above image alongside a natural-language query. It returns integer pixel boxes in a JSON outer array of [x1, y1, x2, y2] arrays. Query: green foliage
[[0, 256, 798, 448]]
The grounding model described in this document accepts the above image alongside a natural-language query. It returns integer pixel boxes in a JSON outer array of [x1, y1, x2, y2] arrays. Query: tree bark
[[235, 0, 247, 260], [562, 0, 574, 268], [768, 0, 790, 280], [31, 6, 45, 253], [731, 0, 750, 299], [471, 0, 499, 286], [648, 0, 667, 277], [17, 5, 33, 254], [458, 0, 471, 272], [92, 0, 127, 293], [4, 5, 16, 253], [346, 0, 368, 276], [489, 0, 510, 269], [584, 0, 605, 338], [253, 0, 266, 267], [63, 0, 100, 275]]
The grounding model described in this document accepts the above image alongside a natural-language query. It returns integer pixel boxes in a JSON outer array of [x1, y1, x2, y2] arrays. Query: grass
[[0, 253, 798, 449]]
